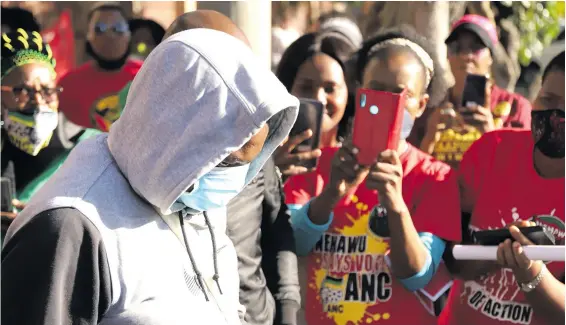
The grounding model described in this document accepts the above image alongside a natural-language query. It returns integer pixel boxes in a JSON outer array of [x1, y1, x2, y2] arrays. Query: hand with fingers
[[460, 102, 495, 133], [421, 101, 458, 154], [365, 150, 407, 214], [327, 140, 370, 198], [273, 129, 322, 178], [496, 220, 545, 283]]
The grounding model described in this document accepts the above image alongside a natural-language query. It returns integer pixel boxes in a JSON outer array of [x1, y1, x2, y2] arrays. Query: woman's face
[[533, 70, 565, 113], [447, 30, 492, 86], [1, 62, 58, 115], [361, 51, 429, 121], [291, 53, 348, 133]]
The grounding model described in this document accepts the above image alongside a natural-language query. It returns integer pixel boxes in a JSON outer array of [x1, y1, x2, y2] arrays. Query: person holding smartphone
[[273, 30, 358, 179], [284, 26, 462, 325], [440, 51, 565, 325], [414, 15, 532, 168]]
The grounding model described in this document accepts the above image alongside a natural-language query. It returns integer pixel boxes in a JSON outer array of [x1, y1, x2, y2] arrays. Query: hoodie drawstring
[[178, 211, 209, 301], [203, 211, 223, 294], [177, 211, 223, 301]]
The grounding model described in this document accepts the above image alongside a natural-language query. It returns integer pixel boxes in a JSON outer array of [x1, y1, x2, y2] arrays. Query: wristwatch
[[518, 264, 547, 293]]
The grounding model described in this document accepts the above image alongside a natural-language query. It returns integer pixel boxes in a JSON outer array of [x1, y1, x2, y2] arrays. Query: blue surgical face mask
[[177, 163, 250, 212], [401, 109, 415, 140]]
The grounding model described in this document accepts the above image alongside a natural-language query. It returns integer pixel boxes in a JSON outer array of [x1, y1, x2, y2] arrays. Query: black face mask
[[531, 109, 565, 158], [85, 41, 130, 71]]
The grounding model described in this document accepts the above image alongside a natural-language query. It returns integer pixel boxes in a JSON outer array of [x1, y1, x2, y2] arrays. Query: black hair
[[276, 31, 359, 141], [355, 25, 448, 108], [129, 18, 165, 45], [276, 32, 357, 92], [87, 2, 128, 23], [543, 51, 565, 82], [1, 7, 41, 32]]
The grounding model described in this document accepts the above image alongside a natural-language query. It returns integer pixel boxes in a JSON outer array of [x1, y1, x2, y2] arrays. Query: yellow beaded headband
[[1, 29, 57, 80]]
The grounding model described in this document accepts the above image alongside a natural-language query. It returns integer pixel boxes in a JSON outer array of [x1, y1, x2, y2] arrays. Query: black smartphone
[[461, 74, 488, 108], [289, 98, 324, 169], [1, 177, 14, 212], [473, 226, 556, 246]]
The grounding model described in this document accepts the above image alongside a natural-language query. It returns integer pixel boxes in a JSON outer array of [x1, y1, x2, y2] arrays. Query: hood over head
[[108, 29, 298, 215]]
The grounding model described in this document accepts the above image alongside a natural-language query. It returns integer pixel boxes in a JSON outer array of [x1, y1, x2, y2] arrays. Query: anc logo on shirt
[[90, 93, 122, 132], [310, 195, 393, 325]]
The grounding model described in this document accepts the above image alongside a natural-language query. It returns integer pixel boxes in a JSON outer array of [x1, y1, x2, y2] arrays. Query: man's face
[[219, 124, 270, 167], [87, 9, 131, 60]]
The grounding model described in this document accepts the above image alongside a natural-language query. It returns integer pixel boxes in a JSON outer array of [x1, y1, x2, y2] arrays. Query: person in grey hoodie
[[162, 11, 301, 325], [1, 28, 298, 325]]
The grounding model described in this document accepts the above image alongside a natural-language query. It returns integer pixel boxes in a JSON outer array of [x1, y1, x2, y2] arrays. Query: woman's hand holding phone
[[327, 140, 370, 198], [421, 101, 455, 154], [274, 129, 322, 177], [365, 149, 408, 214], [308, 140, 369, 226], [460, 102, 495, 133], [496, 220, 545, 283]]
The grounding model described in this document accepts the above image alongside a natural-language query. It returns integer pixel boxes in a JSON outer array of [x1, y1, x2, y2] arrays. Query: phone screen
[[461, 74, 488, 107], [289, 98, 324, 169]]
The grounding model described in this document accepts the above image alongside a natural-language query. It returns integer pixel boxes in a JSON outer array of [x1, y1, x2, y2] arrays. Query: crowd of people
[[1, 2, 564, 325]]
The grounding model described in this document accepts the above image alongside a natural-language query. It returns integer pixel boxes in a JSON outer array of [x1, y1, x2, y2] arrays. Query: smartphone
[[461, 74, 488, 108], [1, 177, 14, 212], [352, 88, 406, 165], [288, 98, 324, 169], [473, 226, 556, 246]]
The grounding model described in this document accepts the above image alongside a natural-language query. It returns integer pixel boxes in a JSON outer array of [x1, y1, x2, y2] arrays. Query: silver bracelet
[[518, 264, 547, 293]]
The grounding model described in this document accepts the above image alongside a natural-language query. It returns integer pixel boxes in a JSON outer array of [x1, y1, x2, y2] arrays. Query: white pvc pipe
[[453, 245, 565, 261]]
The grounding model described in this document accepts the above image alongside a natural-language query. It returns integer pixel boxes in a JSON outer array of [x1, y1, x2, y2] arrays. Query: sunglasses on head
[[94, 22, 129, 35]]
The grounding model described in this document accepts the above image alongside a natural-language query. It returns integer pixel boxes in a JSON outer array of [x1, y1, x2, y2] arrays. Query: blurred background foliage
[[500, 1, 564, 66]]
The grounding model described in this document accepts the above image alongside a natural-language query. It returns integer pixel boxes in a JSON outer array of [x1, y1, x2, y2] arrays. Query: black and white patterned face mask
[[531, 109, 565, 159]]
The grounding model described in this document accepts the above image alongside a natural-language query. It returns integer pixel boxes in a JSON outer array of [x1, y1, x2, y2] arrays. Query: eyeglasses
[[1, 85, 63, 105], [94, 22, 129, 35], [447, 41, 488, 56]]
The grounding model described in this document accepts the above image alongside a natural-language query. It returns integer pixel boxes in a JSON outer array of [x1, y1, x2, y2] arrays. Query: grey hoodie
[[2, 29, 298, 325]]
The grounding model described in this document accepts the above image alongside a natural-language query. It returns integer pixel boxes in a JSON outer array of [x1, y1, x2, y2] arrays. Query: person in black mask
[[57, 1, 142, 131], [442, 51, 564, 325]]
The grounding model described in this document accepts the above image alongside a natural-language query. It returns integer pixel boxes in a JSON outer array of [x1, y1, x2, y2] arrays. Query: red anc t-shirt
[[284, 145, 462, 325], [409, 85, 532, 168], [58, 59, 142, 131], [439, 129, 565, 325]]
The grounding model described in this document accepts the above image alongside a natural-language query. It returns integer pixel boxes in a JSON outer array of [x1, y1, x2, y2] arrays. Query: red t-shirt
[[439, 130, 565, 325], [409, 85, 532, 168], [58, 59, 142, 131], [285, 145, 462, 325]]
